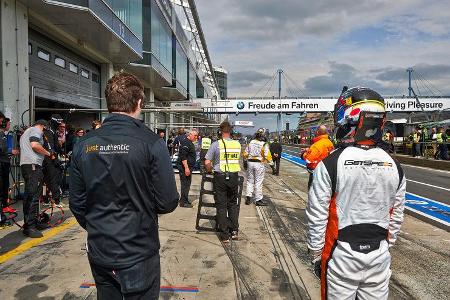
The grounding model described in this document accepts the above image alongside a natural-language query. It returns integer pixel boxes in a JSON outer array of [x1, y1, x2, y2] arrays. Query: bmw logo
[[237, 101, 245, 110]]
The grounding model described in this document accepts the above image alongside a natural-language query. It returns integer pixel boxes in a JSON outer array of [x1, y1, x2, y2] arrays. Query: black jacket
[[69, 114, 179, 268], [177, 138, 196, 169], [0, 131, 9, 163], [269, 142, 283, 156]]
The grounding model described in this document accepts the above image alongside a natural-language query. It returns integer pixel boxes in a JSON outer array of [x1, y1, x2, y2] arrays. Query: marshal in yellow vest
[[201, 137, 212, 150], [219, 139, 241, 173]]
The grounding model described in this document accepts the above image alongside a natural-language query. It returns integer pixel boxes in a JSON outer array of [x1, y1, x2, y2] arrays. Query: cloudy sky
[[196, 0, 450, 98]]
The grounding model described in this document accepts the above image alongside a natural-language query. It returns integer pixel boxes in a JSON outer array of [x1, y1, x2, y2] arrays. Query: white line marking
[[406, 179, 450, 192], [402, 163, 450, 174]]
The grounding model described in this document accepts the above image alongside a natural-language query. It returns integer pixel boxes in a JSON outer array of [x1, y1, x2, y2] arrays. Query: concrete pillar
[[144, 88, 155, 130], [169, 112, 174, 135], [0, 0, 29, 126]]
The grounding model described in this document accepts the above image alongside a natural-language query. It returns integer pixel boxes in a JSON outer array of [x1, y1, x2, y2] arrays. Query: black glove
[[313, 258, 321, 279], [310, 250, 322, 279]]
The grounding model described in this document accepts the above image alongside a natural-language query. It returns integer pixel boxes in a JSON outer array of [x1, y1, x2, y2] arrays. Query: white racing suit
[[306, 145, 406, 300], [245, 140, 272, 202]]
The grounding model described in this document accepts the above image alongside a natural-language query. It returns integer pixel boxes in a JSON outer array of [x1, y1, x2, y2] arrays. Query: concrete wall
[[0, 0, 29, 125]]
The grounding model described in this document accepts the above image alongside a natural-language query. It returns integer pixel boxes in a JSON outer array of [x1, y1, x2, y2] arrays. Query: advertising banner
[[217, 98, 450, 113]]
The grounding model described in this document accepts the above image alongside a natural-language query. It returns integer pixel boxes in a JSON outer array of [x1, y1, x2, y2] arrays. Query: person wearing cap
[[243, 128, 273, 206], [42, 114, 64, 207], [19, 120, 55, 237], [205, 121, 242, 242]]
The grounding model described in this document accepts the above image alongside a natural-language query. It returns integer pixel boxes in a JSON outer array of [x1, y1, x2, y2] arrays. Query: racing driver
[[306, 87, 406, 300]]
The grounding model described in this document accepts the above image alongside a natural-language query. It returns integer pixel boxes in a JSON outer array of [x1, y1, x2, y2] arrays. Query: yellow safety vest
[[436, 133, 443, 144], [201, 138, 212, 150], [219, 139, 241, 173]]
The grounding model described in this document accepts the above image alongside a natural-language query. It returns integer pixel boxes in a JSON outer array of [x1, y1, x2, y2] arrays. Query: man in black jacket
[[69, 72, 179, 299], [177, 129, 198, 208], [269, 138, 282, 175]]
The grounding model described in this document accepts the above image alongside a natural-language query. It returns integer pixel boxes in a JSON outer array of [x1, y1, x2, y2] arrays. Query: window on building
[[28, 43, 32, 55], [81, 68, 90, 79], [176, 43, 188, 89], [92, 73, 100, 83], [54, 56, 66, 69], [151, 1, 172, 73], [69, 63, 78, 74], [37, 48, 50, 61]]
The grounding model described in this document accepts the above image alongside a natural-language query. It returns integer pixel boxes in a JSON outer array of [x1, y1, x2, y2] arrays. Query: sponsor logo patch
[[344, 160, 392, 167]]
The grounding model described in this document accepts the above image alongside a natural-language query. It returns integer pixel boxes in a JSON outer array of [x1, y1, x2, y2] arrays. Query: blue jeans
[[90, 254, 160, 300]]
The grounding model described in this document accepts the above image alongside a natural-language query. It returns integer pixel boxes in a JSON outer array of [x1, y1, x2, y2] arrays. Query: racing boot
[[245, 196, 252, 205]]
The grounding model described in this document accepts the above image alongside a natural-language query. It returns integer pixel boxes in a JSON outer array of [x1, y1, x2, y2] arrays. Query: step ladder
[[195, 173, 245, 232]]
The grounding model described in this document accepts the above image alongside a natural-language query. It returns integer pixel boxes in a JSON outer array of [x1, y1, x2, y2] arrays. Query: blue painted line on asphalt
[[281, 153, 450, 227]]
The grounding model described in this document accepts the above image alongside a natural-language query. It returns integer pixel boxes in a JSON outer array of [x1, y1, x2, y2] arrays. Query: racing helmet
[[334, 87, 386, 142]]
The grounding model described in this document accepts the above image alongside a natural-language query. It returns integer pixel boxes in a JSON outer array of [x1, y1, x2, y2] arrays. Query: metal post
[[277, 69, 283, 140], [407, 67, 413, 97], [29, 86, 35, 125]]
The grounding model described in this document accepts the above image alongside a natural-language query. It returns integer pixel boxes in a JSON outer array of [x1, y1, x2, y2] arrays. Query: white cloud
[[195, 0, 450, 96]]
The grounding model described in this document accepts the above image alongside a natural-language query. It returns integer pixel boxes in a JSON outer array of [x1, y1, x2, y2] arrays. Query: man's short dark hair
[[220, 121, 232, 133], [105, 72, 145, 113]]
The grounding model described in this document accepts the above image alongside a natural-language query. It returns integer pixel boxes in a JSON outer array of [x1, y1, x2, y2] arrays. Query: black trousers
[[21, 164, 44, 228], [90, 254, 160, 300], [43, 158, 62, 203], [213, 173, 240, 239], [0, 162, 10, 207], [200, 149, 208, 173], [272, 157, 281, 175], [178, 166, 192, 204], [439, 143, 449, 160]]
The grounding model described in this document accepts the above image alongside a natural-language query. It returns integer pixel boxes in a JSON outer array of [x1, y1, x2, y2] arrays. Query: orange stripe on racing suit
[[320, 194, 338, 300]]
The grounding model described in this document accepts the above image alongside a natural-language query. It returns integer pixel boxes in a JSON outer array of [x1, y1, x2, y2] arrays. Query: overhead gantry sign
[[213, 98, 450, 113]]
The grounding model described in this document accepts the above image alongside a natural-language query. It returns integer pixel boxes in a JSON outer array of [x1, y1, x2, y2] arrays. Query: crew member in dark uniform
[[177, 129, 198, 208], [269, 138, 282, 175], [43, 114, 64, 207]]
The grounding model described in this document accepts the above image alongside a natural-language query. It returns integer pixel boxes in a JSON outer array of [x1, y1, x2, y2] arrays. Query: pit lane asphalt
[[283, 145, 450, 205]]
